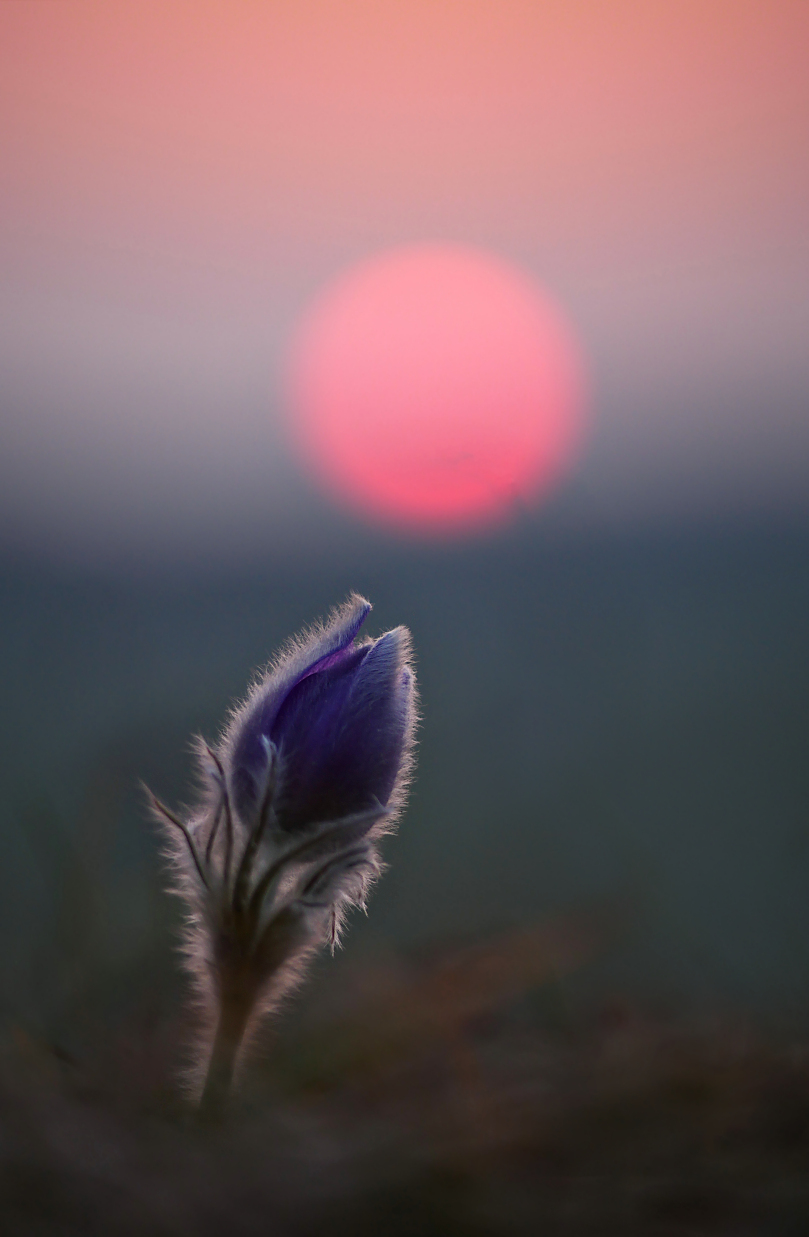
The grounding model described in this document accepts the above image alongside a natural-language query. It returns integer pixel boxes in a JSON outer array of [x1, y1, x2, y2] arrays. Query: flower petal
[[226, 594, 371, 820], [271, 627, 412, 833]]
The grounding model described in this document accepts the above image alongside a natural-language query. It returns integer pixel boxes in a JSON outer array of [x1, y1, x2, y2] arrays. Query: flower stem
[[198, 984, 254, 1122]]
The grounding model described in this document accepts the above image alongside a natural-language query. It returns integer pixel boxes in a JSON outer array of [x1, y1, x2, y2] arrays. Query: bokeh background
[[1, 3, 809, 1231]]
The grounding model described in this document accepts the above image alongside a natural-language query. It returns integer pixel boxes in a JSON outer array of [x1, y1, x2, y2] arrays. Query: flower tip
[[338, 593, 372, 642], [314, 593, 373, 662], [346, 591, 372, 616]]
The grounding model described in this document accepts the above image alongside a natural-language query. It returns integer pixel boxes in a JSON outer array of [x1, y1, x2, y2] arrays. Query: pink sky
[[3, 1, 806, 273], [1, 1, 807, 561]]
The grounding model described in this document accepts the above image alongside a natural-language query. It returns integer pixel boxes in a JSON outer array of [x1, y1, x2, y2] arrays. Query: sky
[[1, 3, 809, 1023], [0, 0, 808, 565]]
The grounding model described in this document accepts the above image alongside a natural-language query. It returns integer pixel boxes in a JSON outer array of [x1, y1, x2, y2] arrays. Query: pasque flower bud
[[147, 595, 416, 1116]]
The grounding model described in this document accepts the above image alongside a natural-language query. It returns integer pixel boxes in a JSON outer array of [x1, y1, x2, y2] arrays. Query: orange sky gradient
[[3, 1, 806, 279], [0, 0, 807, 561]]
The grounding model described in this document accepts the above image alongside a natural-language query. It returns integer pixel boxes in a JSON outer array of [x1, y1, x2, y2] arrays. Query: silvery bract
[[147, 595, 417, 1114]]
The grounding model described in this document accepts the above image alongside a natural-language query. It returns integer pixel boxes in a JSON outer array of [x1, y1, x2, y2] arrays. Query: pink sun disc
[[284, 245, 587, 533]]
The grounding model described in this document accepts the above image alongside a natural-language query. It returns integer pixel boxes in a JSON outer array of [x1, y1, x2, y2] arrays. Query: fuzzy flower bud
[[147, 594, 417, 1116]]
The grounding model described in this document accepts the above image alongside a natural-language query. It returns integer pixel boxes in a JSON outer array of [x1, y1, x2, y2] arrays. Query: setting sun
[[285, 245, 586, 533]]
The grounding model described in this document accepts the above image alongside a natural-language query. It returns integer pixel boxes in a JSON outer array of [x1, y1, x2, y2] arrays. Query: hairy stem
[[198, 978, 255, 1122]]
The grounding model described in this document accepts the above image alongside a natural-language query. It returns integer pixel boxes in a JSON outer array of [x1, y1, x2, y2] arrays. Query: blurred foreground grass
[[3, 911, 809, 1236]]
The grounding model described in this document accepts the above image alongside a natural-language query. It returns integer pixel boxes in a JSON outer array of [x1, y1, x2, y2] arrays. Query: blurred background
[[1, 3, 809, 1231]]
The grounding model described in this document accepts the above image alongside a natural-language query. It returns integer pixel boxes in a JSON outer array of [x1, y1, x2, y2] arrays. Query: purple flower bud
[[225, 594, 414, 832], [146, 595, 417, 1115]]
